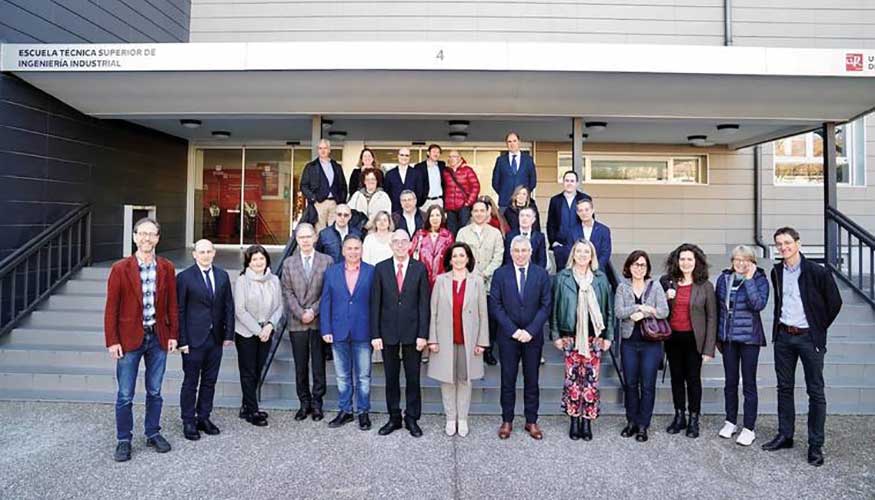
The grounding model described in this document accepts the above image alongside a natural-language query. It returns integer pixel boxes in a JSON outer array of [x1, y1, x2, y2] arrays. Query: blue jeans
[[721, 341, 760, 430], [332, 340, 372, 414], [115, 332, 167, 442], [621, 339, 663, 428]]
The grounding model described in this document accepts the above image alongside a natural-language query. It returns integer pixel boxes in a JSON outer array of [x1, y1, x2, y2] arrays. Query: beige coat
[[455, 224, 504, 292], [427, 271, 490, 384]]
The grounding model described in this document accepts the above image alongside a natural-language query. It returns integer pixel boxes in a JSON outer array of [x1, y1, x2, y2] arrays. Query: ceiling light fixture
[[585, 121, 607, 132], [180, 119, 202, 129], [211, 130, 231, 139]]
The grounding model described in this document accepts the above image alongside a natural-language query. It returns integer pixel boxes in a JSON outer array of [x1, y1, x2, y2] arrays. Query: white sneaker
[[718, 421, 738, 439], [445, 421, 457, 436], [457, 420, 469, 437], [736, 428, 756, 446]]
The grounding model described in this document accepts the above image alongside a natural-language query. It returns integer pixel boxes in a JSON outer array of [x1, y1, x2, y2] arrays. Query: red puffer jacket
[[442, 161, 480, 211]]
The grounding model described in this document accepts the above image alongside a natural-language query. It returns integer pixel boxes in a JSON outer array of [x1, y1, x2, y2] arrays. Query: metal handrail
[[0, 204, 92, 337], [826, 207, 875, 308], [256, 234, 297, 399]]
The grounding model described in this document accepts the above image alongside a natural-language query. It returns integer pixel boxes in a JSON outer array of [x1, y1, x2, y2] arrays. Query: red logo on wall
[[846, 53, 863, 71]]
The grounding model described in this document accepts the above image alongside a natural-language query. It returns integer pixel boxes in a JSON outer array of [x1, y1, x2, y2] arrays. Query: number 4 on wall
[[436, 49, 444, 61]]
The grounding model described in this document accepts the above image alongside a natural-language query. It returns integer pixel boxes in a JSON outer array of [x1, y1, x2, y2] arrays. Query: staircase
[[1, 265, 874, 415]]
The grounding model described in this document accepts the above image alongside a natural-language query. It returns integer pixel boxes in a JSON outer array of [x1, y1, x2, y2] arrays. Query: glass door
[[242, 149, 293, 246]]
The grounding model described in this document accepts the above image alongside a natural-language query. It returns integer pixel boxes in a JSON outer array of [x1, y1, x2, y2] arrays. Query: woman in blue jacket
[[715, 245, 769, 446]]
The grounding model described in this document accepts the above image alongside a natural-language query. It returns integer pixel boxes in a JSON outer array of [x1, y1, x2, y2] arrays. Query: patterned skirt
[[561, 342, 601, 419]]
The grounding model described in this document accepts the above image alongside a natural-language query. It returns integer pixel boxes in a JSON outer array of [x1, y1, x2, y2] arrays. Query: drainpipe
[[753, 145, 768, 257], [724, 0, 733, 46]]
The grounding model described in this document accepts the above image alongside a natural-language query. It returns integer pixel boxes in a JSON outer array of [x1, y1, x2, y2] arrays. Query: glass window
[[243, 149, 292, 246], [196, 148, 243, 245], [773, 119, 864, 186], [591, 159, 667, 182], [556, 152, 707, 184]]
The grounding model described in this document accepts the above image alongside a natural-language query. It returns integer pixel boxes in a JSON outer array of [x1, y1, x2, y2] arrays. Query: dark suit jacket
[[770, 253, 842, 350], [314, 224, 363, 263], [384, 166, 425, 213], [300, 158, 347, 204], [568, 220, 612, 271], [503, 229, 548, 269], [177, 264, 235, 349], [392, 210, 424, 238], [546, 190, 592, 245], [491, 152, 537, 207], [370, 258, 430, 345], [413, 159, 446, 206], [104, 255, 179, 352], [320, 261, 375, 343], [489, 263, 552, 344]]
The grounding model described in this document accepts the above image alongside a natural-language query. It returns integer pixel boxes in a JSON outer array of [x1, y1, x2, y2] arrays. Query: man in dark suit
[[300, 139, 348, 231], [547, 170, 592, 256], [563, 198, 612, 272], [491, 235, 552, 440], [176, 239, 235, 441], [392, 190, 424, 238], [384, 148, 425, 214], [371, 229, 431, 437], [282, 223, 334, 422], [492, 132, 537, 209], [762, 227, 842, 467], [315, 204, 362, 263], [503, 207, 547, 269], [413, 143, 446, 209]]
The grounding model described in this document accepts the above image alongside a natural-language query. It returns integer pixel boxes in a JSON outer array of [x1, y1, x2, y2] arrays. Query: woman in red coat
[[410, 204, 455, 290]]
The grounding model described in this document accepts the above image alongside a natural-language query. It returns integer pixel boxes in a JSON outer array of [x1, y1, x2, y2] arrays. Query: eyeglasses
[[335, 213, 351, 218], [136, 232, 159, 238]]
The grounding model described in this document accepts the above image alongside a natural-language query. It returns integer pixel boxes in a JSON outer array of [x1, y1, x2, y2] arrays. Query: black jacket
[[546, 190, 592, 245], [300, 158, 347, 204], [370, 258, 430, 345], [770, 253, 842, 350], [413, 160, 446, 206]]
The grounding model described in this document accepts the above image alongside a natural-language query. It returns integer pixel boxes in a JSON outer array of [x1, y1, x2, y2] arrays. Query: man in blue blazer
[[503, 207, 547, 269], [492, 132, 537, 209], [491, 235, 552, 440], [383, 148, 425, 213], [553, 198, 612, 272], [320, 235, 376, 431], [546, 170, 592, 254], [176, 239, 235, 441], [371, 230, 431, 438]]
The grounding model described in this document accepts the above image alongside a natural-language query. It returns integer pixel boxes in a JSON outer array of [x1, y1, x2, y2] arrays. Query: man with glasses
[[392, 190, 424, 238], [104, 218, 178, 462], [414, 143, 446, 210], [315, 204, 362, 263], [384, 148, 425, 214], [442, 149, 480, 235], [370, 230, 431, 437]]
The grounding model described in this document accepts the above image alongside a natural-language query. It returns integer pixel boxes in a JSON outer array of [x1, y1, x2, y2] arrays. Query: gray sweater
[[614, 278, 670, 339]]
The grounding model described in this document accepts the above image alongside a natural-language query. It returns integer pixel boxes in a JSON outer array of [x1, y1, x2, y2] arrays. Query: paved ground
[[0, 402, 872, 500]]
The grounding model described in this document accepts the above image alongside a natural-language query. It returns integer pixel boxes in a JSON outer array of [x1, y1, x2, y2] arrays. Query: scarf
[[574, 269, 605, 357]]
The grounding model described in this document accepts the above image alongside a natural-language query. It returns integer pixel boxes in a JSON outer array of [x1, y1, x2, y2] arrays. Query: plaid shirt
[[137, 258, 157, 328]]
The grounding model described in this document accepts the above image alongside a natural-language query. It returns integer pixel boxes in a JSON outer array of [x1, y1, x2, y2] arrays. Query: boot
[[569, 417, 580, 441], [581, 419, 593, 441], [666, 409, 686, 434], [686, 412, 700, 438]]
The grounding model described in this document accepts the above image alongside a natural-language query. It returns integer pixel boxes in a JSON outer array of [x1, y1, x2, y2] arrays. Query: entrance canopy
[[2, 42, 874, 148]]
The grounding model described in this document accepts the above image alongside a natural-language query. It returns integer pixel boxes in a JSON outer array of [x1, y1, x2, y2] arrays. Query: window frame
[[556, 151, 710, 185], [772, 119, 866, 188]]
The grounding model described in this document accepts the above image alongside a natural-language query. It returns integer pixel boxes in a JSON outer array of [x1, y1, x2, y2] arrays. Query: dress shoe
[[183, 423, 201, 441], [620, 422, 639, 438], [483, 349, 498, 366], [808, 446, 824, 467], [569, 417, 581, 440], [666, 410, 686, 434], [580, 419, 593, 441], [244, 412, 268, 427], [761, 434, 794, 451], [686, 413, 700, 439], [114, 441, 132, 462], [358, 413, 372, 431], [498, 422, 513, 439], [524, 423, 544, 440], [378, 419, 403, 436], [146, 434, 172, 453], [457, 420, 469, 437], [196, 419, 220, 436], [294, 406, 311, 421], [404, 417, 423, 438], [240, 407, 268, 420], [311, 408, 324, 422], [328, 412, 354, 428], [635, 427, 649, 442]]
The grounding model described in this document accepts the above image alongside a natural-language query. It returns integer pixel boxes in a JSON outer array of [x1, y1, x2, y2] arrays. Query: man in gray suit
[[282, 223, 334, 421]]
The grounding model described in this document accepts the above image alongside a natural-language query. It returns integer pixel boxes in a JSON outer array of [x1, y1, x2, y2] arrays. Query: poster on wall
[[259, 162, 281, 199]]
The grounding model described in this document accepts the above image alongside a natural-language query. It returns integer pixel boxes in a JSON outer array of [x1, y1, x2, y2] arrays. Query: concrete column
[[823, 122, 838, 266], [311, 115, 322, 158], [572, 117, 584, 178]]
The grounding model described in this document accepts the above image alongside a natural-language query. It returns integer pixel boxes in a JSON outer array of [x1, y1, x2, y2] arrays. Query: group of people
[[104, 133, 842, 469]]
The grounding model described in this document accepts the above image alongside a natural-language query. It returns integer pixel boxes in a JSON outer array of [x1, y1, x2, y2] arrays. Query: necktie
[[518, 267, 527, 296], [203, 269, 214, 299], [396, 263, 404, 293], [304, 255, 312, 279], [511, 154, 518, 174]]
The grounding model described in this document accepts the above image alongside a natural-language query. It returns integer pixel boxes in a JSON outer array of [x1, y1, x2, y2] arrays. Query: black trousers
[[774, 329, 826, 447], [498, 336, 542, 424], [383, 343, 422, 421], [235, 334, 271, 413], [665, 331, 702, 413], [290, 329, 327, 410], [445, 207, 471, 236], [722, 341, 761, 430], [180, 339, 223, 424]]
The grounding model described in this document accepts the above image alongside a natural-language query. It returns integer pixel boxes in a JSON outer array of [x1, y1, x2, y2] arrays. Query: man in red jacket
[[104, 217, 179, 462]]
